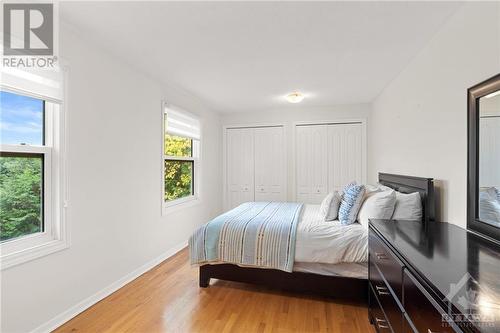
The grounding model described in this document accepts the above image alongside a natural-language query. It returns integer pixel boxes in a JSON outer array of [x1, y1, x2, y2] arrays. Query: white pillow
[[377, 183, 393, 192], [364, 184, 382, 198], [392, 191, 422, 221], [319, 191, 342, 221], [484, 187, 500, 203], [358, 190, 397, 228]]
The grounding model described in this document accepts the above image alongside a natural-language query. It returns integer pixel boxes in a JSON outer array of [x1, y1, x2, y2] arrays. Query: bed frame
[[199, 173, 435, 300]]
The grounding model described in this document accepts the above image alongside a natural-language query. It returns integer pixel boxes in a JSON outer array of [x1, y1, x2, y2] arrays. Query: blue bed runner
[[189, 202, 303, 272]]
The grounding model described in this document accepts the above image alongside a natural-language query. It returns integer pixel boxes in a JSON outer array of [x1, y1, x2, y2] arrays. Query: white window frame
[[0, 87, 69, 270], [162, 102, 201, 214]]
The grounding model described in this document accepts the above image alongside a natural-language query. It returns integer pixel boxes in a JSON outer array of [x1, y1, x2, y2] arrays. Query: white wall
[[1, 26, 223, 333], [221, 105, 370, 202], [368, 2, 500, 227]]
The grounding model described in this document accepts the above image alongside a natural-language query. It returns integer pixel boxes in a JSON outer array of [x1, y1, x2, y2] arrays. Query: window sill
[[162, 196, 201, 215], [0, 236, 70, 270]]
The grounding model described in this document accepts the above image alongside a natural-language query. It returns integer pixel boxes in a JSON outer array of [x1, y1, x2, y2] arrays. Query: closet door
[[327, 123, 363, 192], [296, 125, 328, 204], [226, 128, 254, 209], [254, 127, 285, 202]]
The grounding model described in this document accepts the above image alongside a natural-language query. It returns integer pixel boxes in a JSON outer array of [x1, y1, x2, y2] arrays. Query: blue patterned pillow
[[343, 180, 357, 192], [339, 184, 366, 225]]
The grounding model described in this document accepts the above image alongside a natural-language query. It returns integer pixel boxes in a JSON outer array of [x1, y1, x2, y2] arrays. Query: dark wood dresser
[[368, 219, 500, 333]]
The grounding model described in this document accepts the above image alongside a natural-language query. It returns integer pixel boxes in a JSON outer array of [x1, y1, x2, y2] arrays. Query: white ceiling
[[60, 1, 462, 113]]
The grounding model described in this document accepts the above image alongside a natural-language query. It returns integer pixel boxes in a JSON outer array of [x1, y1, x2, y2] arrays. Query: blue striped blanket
[[189, 202, 303, 272]]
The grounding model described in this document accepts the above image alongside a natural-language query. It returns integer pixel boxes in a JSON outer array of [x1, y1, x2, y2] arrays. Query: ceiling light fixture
[[285, 92, 305, 103]]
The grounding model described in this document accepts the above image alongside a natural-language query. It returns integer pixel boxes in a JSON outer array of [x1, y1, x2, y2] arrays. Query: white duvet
[[295, 204, 368, 264]]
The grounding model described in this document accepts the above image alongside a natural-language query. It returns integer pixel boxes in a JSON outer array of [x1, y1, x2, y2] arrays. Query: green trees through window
[[165, 134, 192, 157], [0, 155, 43, 241], [165, 160, 193, 201], [164, 134, 194, 201], [1, 91, 45, 242]]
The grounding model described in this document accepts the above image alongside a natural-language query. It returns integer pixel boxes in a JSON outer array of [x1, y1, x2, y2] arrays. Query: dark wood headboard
[[378, 173, 435, 224]]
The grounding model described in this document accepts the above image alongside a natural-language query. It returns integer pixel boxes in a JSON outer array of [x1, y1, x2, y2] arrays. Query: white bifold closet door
[[254, 127, 285, 202], [226, 126, 286, 210], [296, 123, 363, 204], [226, 128, 255, 209], [327, 123, 363, 192], [296, 125, 328, 204]]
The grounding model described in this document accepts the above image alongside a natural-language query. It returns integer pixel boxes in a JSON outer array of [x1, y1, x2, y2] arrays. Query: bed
[[191, 173, 435, 300]]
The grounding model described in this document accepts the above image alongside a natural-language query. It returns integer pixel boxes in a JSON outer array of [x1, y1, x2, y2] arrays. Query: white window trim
[[0, 83, 69, 270], [161, 102, 201, 215]]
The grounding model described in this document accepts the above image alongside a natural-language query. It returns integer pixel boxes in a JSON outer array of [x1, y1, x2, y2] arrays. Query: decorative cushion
[[483, 187, 497, 200], [365, 184, 382, 194], [392, 191, 422, 221], [319, 191, 342, 221], [363, 184, 382, 203], [358, 190, 396, 228], [486, 187, 500, 203], [338, 184, 366, 225], [479, 191, 500, 225], [343, 180, 357, 191], [376, 183, 393, 192]]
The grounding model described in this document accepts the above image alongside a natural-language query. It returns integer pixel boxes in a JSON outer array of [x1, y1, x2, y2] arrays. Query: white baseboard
[[32, 241, 188, 333]]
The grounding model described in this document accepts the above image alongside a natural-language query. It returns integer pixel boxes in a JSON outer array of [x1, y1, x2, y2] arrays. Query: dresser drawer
[[369, 232, 404, 302], [370, 260, 403, 333], [369, 285, 393, 333], [403, 269, 457, 333]]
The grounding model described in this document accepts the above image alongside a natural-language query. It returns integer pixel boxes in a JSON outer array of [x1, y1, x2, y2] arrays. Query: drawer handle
[[428, 330, 444, 333], [375, 252, 388, 260], [375, 285, 391, 296], [375, 318, 390, 329]]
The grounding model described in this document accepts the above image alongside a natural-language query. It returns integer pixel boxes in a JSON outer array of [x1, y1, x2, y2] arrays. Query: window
[[1, 67, 67, 269], [1, 92, 45, 242], [163, 105, 200, 209]]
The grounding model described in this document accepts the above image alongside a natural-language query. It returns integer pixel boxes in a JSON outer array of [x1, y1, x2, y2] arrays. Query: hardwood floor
[[54, 248, 375, 333]]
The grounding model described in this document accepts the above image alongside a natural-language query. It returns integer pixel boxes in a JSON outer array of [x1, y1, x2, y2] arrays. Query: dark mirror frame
[[467, 73, 500, 243]]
